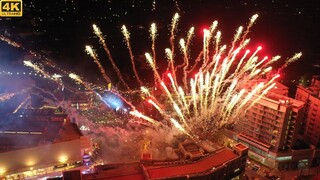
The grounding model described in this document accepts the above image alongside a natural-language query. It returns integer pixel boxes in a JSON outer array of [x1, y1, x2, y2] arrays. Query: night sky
[[0, 0, 319, 85]]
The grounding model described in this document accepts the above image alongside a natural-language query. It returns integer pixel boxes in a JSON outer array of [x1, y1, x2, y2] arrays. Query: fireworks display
[[0, 12, 302, 160], [85, 13, 301, 140]]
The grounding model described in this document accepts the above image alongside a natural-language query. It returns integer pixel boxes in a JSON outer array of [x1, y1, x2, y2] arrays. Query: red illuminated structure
[[295, 76, 320, 166], [80, 142, 248, 180]]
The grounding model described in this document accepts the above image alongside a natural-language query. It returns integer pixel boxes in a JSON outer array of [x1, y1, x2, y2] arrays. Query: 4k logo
[[0, 0, 22, 17]]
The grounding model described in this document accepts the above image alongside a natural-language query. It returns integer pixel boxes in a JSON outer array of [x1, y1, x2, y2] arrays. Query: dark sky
[[0, 0, 319, 83]]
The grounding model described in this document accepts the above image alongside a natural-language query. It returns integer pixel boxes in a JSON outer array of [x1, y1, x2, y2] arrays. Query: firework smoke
[[86, 13, 301, 140]]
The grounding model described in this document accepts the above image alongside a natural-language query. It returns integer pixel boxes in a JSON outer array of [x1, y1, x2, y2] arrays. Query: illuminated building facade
[[234, 88, 306, 169], [295, 76, 320, 166], [295, 76, 320, 146], [0, 108, 91, 179], [77, 142, 248, 180]]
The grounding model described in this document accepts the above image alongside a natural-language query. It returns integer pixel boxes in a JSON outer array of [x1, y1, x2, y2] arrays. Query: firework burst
[[16, 13, 296, 142], [87, 13, 302, 140]]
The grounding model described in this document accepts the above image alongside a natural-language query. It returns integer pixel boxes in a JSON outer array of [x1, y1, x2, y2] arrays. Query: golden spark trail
[[203, 72, 210, 112], [169, 13, 180, 56], [265, 55, 281, 67], [24, 60, 68, 90], [214, 31, 222, 56], [278, 52, 302, 72], [121, 25, 143, 86], [251, 56, 268, 74], [186, 27, 195, 48], [168, 73, 187, 111], [92, 24, 130, 89], [238, 82, 264, 110], [129, 110, 158, 125], [240, 14, 258, 44], [220, 79, 238, 115], [180, 27, 195, 89], [263, 66, 273, 74], [0, 36, 22, 48], [187, 51, 204, 73], [226, 89, 246, 115], [13, 96, 30, 114], [247, 82, 277, 110], [167, 73, 180, 98], [170, 118, 193, 138], [85, 45, 112, 84], [181, 39, 190, 90], [148, 99, 166, 115], [178, 86, 190, 114], [141, 86, 151, 96], [228, 26, 243, 56], [150, 23, 158, 85], [145, 53, 162, 84], [232, 49, 250, 78], [190, 78, 199, 116], [198, 72, 204, 111], [150, 23, 157, 64], [245, 46, 262, 70], [69, 73, 92, 91], [0, 93, 16, 102], [0, 88, 30, 102], [160, 81, 175, 104], [165, 48, 178, 85], [203, 29, 210, 66], [206, 44, 225, 72], [24, 60, 51, 78], [173, 102, 189, 129]]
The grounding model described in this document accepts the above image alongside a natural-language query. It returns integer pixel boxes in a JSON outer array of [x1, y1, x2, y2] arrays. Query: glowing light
[[97, 91, 133, 113], [58, 155, 68, 163], [129, 110, 158, 125], [0, 167, 6, 175]]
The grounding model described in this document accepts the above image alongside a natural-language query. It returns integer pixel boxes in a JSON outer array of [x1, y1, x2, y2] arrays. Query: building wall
[[0, 139, 84, 176], [236, 97, 298, 152], [295, 80, 320, 147], [234, 92, 305, 169], [305, 95, 320, 146]]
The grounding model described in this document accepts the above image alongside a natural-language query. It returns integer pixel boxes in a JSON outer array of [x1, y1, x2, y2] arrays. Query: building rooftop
[[234, 143, 247, 150], [82, 146, 243, 180], [265, 92, 305, 108], [83, 162, 145, 180], [145, 148, 237, 179], [0, 108, 82, 152]]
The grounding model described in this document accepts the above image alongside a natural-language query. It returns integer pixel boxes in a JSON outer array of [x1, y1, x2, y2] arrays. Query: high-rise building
[[234, 80, 306, 169], [295, 76, 320, 147], [295, 76, 320, 166]]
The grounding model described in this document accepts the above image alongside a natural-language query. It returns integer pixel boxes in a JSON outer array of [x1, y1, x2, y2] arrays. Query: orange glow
[[58, 155, 68, 163], [25, 158, 36, 166], [0, 167, 6, 175]]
